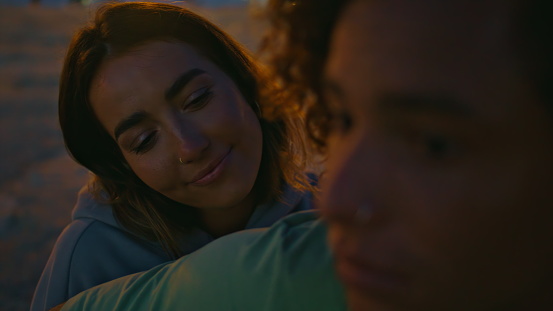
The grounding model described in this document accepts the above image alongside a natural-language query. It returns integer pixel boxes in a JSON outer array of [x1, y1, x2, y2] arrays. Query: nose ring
[[179, 157, 185, 165], [354, 204, 372, 224]]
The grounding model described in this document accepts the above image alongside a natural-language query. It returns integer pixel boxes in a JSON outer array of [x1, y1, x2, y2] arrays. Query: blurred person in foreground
[[268, 0, 553, 309], [54, 0, 553, 310]]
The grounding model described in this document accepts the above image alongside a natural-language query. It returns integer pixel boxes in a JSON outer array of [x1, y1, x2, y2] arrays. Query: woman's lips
[[189, 148, 232, 186]]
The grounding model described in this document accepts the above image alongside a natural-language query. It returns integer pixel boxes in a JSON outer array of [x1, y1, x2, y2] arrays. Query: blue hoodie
[[60, 211, 347, 311], [30, 183, 314, 311]]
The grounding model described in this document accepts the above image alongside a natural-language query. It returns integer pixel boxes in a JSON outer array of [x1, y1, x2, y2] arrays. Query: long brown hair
[[59, 1, 314, 258]]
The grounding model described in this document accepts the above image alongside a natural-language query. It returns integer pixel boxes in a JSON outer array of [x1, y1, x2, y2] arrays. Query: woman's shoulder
[[39, 218, 149, 287], [66, 220, 170, 293], [31, 218, 112, 311], [31, 202, 171, 311], [68, 186, 172, 265], [45, 218, 104, 271], [70, 185, 119, 226]]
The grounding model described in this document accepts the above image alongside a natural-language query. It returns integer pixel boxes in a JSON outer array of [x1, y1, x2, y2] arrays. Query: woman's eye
[[328, 110, 353, 135], [419, 134, 453, 160], [131, 131, 157, 154], [182, 86, 213, 111]]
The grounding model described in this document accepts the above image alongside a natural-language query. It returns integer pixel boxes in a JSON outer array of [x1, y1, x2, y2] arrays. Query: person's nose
[[319, 135, 386, 226], [171, 119, 210, 165]]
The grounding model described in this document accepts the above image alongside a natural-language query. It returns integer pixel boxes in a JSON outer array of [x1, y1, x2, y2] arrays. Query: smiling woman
[[89, 41, 263, 218], [30, 2, 315, 311]]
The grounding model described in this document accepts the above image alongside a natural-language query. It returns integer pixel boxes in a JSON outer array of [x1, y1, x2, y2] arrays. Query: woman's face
[[89, 41, 262, 210], [321, 0, 553, 310]]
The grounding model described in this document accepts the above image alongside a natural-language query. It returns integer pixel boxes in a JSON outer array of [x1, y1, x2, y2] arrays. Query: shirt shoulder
[[61, 211, 347, 311], [31, 218, 169, 311], [30, 218, 97, 311]]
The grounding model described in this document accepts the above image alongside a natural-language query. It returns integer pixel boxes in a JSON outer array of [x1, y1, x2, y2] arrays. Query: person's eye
[[328, 109, 353, 135], [416, 133, 455, 160], [182, 86, 213, 111], [131, 131, 158, 154]]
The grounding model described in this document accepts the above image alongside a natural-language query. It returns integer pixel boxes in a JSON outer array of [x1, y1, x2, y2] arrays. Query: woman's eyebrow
[[113, 69, 207, 142], [377, 92, 474, 117], [165, 68, 206, 101]]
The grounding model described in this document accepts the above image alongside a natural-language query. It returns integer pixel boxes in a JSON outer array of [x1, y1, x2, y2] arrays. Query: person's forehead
[[333, 1, 516, 70], [326, 1, 524, 108]]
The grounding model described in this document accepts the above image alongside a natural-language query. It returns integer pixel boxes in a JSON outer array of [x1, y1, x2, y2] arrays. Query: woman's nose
[[319, 138, 384, 225], [173, 123, 210, 165], [320, 156, 367, 223]]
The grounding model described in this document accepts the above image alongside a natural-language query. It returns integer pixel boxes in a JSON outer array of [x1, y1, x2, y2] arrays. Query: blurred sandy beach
[[0, 3, 265, 310]]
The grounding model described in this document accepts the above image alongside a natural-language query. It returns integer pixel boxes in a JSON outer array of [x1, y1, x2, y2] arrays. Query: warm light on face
[[90, 41, 263, 211]]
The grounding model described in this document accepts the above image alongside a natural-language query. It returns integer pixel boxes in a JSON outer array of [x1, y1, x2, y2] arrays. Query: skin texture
[[89, 41, 263, 235], [320, 1, 553, 310]]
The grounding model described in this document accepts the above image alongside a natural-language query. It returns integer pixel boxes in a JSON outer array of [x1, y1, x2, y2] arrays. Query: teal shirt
[[32, 183, 315, 311], [61, 211, 347, 311]]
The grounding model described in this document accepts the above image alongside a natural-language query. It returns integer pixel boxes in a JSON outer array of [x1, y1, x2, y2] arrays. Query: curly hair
[[59, 1, 314, 258], [260, 0, 351, 151], [261, 0, 553, 149]]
